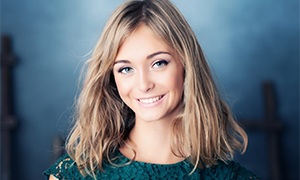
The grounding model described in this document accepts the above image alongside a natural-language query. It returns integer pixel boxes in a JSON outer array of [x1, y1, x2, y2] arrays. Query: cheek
[[173, 79, 184, 96], [114, 78, 131, 98], [156, 74, 183, 102], [165, 69, 184, 92]]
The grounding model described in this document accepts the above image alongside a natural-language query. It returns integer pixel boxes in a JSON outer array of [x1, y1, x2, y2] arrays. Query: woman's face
[[113, 25, 184, 123]]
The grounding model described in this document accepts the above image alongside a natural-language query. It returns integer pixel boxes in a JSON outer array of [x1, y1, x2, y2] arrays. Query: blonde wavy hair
[[66, 0, 248, 177]]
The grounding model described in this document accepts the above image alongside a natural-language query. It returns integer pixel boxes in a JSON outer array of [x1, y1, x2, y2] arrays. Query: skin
[[114, 24, 185, 164], [49, 175, 58, 180], [49, 24, 185, 180]]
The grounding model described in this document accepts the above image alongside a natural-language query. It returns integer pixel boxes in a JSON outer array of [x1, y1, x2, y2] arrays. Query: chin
[[138, 117, 161, 122], [136, 114, 164, 122]]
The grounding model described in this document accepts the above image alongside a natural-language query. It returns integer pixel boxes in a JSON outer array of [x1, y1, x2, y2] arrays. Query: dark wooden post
[[1, 35, 18, 180], [241, 81, 283, 180], [263, 81, 282, 180]]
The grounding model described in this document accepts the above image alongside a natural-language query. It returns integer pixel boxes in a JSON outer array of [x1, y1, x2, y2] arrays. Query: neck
[[131, 119, 172, 150], [120, 118, 184, 164]]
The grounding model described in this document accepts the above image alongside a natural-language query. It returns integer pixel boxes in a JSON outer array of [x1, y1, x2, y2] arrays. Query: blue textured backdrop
[[1, 0, 299, 179]]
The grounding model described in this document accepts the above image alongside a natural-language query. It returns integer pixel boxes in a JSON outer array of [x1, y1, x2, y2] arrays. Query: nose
[[137, 70, 154, 92]]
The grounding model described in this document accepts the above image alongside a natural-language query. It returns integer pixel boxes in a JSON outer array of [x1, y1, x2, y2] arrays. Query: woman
[[45, 0, 258, 179]]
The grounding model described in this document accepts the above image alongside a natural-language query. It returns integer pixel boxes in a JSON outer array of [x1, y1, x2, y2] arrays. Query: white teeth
[[139, 96, 162, 104]]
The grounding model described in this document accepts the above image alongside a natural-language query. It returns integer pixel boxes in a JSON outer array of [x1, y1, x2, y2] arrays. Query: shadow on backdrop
[[0, 0, 299, 179]]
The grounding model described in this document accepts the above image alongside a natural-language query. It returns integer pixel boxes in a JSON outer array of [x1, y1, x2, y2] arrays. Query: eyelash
[[152, 60, 169, 68], [118, 67, 133, 74], [117, 60, 169, 74]]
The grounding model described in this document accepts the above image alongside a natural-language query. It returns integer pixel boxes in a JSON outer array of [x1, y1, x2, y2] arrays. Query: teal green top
[[44, 151, 258, 179]]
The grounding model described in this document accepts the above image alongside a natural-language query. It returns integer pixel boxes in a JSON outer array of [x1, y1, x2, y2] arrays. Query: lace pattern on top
[[44, 153, 259, 180]]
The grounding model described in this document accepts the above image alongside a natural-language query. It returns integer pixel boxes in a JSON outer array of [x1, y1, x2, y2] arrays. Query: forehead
[[116, 25, 174, 60]]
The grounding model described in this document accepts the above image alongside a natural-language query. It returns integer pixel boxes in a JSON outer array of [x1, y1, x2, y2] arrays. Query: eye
[[152, 60, 169, 68], [118, 67, 134, 74]]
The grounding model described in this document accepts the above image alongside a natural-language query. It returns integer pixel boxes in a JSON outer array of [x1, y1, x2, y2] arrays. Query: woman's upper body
[[45, 151, 258, 180], [45, 0, 258, 179]]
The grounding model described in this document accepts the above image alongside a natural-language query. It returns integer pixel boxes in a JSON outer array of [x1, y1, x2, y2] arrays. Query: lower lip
[[137, 95, 165, 108]]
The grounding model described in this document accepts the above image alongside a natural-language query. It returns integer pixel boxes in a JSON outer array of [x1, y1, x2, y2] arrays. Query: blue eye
[[118, 67, 133, 74], [153, 60, 169, 68]]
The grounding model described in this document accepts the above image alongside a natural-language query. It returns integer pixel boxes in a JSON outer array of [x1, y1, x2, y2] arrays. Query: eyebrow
[[147, 51, 171, 59], [114, 51, 171, 65]]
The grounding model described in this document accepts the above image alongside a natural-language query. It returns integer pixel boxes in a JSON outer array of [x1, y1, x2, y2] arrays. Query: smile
[[138, 95, 164, 104]]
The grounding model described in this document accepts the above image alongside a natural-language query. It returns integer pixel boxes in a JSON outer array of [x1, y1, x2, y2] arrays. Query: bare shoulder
[[48, 174, 59, 180]]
